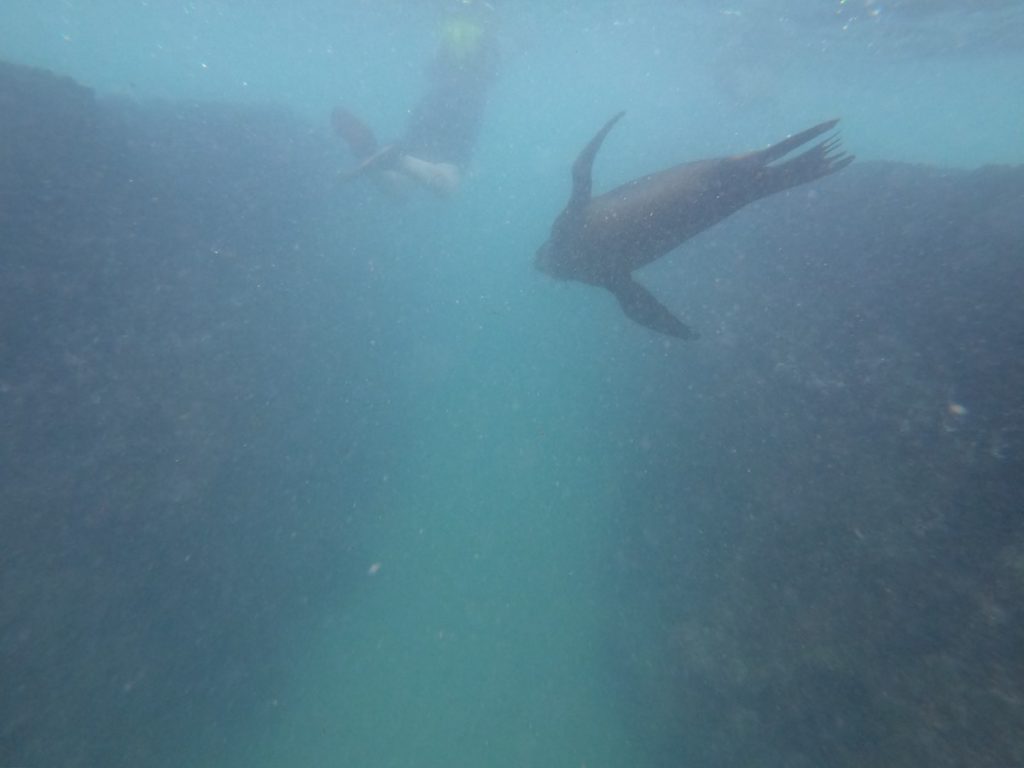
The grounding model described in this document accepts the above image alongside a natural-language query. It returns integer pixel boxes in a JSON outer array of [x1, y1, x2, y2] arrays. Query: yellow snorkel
[[440, 16, 485, 62]]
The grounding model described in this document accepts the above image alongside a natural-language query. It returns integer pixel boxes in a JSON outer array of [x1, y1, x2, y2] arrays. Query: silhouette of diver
[[333, 4, 498, 198]]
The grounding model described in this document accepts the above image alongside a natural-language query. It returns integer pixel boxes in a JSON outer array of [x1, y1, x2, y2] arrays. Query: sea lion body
[[568, 156, 766, 280], [536, 114, 853, 338]]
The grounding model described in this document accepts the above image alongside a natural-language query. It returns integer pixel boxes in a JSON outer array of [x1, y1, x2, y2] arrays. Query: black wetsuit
[[401, 32, 498, 167]]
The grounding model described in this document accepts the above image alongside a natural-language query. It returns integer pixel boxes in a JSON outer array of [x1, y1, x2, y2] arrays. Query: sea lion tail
[[758, 120, 854, 193], [759, 119, 838, 164]]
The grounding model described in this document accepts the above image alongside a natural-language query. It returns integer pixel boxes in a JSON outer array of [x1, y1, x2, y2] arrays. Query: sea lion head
[[534, 239, 570, 280]]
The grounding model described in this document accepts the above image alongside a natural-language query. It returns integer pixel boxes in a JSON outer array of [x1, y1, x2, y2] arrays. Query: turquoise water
[[2, 1, 1022, 165], [2, 2, 1022, 767], [210, 198, 651, 768]]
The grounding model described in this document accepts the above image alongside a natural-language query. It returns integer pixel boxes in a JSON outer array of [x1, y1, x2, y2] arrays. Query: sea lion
[[535, 113, 854, 339]]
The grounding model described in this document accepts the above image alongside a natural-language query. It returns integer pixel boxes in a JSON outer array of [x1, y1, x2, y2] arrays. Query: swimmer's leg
[[331, 106, 379, 160]]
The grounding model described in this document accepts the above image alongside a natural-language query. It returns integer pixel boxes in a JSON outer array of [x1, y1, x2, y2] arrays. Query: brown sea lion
[[535, 113, 854, 339]]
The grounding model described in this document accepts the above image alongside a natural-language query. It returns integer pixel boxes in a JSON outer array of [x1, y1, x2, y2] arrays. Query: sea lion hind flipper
[[758, 119, 840, 165], [608, 276, 698, 340], [765, 134, 854, 192], [568, 111, 626, 212]]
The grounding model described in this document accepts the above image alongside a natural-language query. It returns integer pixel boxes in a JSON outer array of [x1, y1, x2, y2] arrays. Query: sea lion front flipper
[[608, 276, 698, 340], [568, 111, 626, 213]]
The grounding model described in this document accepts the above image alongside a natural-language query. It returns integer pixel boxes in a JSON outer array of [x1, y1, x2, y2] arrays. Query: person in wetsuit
[[333, 3, 499, 197]]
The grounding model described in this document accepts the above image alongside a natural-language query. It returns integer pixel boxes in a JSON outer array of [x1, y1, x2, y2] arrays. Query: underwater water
[[1, 2, 1022, 768]]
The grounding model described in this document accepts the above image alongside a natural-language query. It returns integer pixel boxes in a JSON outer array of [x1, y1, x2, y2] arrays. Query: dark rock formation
[[612, 161, 1024, 767], [1, 60, 390, 768], [2, 57, 1022, 768]]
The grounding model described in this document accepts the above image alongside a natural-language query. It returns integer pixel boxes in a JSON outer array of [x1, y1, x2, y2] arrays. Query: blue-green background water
[[1, 2, 1023, 768], [3, 1, 1024, 165]]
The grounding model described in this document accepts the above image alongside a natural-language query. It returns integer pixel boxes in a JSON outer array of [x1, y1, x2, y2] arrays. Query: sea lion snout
[[534, 240, 574, 280], [534, 240, 556, 276]]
